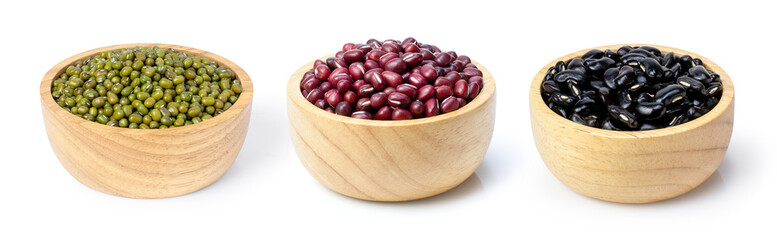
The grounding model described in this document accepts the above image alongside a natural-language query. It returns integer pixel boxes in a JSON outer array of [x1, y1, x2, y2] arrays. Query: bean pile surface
[[300, 38, 484, 120], [542, 46, 722, 130], [51, 46, 242, 129]]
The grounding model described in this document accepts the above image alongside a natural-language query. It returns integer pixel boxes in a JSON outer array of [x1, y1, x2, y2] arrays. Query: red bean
[[445, 71, 461, 82], [314, 65, 330, 80], [344, 91, 357, 106], [388, 92, 411, 108], [468, 76, 483, 88], [357, 84, 375, 98], [356, 97, 372, 111], [342, 43, 355, 51], [364, 59, 381, 70], [407, 73, 427, 88], [301, 38, 484, 120], [314, 99, 326, 109], [467, 82, 480, 100], [370, 92, 388, 109], [440, 97, 459, 113], [384, 58, 407, 73], [375, 106, 392, 120], [462, 67, 482, 78], [396, 84, 418, 99], [367, 49, 387, 62], [392, 108, 413, 120], [333, 58, 348, 69], [454, 80, 469, 99], [381, 71, 403, 88], [434, 77, 452, 88], [343, 49, 364, 63], [420, 49, 434, 60], [402, 53, 423, 67], [435, 86, 453, 100], [349, 62, 366, 80], [425, 98, 440, 117], [319, 81, 333, 92], [335, 101, 352, 116], [404, 44, 420, 53], [325, 89, 341, 107], [420, 64, 437, 80], [409, 100, 425, 118], [367, 71, 385, 91], [306, 89, 324, 103], [336, 80, 352, 95], [351, 111, 373, 119], [434, 52, 452, 66], [302, 78, 320, 92], [379, 53, 399, 68]]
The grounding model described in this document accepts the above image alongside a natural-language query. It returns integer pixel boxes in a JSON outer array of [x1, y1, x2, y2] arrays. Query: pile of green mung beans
[[51, 46, 242, 129]]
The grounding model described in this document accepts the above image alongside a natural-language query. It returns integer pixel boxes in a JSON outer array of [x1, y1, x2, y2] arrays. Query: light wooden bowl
[[530, 44, 735, 203], [40, 43, 253, 198], [287, 56, 496, 201]]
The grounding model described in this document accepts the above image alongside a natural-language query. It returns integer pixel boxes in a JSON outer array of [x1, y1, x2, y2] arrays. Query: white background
[[1, 0, 774, 239]]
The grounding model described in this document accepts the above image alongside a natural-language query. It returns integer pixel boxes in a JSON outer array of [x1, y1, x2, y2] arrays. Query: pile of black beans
[[541, 46, 723, 130]]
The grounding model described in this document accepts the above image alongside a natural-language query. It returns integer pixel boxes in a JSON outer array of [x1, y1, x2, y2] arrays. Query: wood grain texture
[[287, 56, 496, 201], [40, 43, 253, 198], [530, 44, 735, 203]]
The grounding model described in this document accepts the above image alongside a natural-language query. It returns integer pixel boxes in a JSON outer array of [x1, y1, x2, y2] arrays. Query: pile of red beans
[[300, 38, 484, 120]]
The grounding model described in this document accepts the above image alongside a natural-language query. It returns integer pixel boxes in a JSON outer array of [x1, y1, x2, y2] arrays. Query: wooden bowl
[[287, 56, 496, 201], [40, 43, 253, 198], [530, 44, 735, 203]]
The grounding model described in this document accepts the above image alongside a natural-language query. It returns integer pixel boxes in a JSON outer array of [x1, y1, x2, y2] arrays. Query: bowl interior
[[530, 44, 734, 138], [40, 43, 254, 133]]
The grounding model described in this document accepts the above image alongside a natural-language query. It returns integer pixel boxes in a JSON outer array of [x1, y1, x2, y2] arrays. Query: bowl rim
[[40, 43, 254, 133], [287, 54, 496, 127], [530, 43, 734, 138]]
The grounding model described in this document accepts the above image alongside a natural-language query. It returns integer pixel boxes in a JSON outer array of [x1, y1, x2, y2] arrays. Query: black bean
[[689, 65, 712, 83], [678, 55, 693, 71], [616, 46, 633, 58], [608, 105, 639, 128], [635, 92, 654, 103], [660, 52, 675, 67], [585, 57, 616, 73], [654, 84, 687, 105], [582, 49, 604, 59], [603, 67, 620, 89], [550, 92, 577, 107], [676, 76, 705, 96], [637, 46, 662, 56], [573, 98, 600, 117], [589, 80, 605, 90], [620, 53, 646, 66], [639, 58, 663, 79], [542, 46, 722, 130], [571, 113, 599, 127], [639, 123, 660, 131], [601, 117, 624, 131], [604, 49, 618, 60], [542, 80, 561, 94], [616, 91, 633, 109], [567, 81, 583, 98], [597, 87, 612, 105], [635, 102, 666, 120], [553, 69, 586, 84], [615, 66, 636, 87], [566, 58, 588, 75], [705, 82, 722, 97]]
